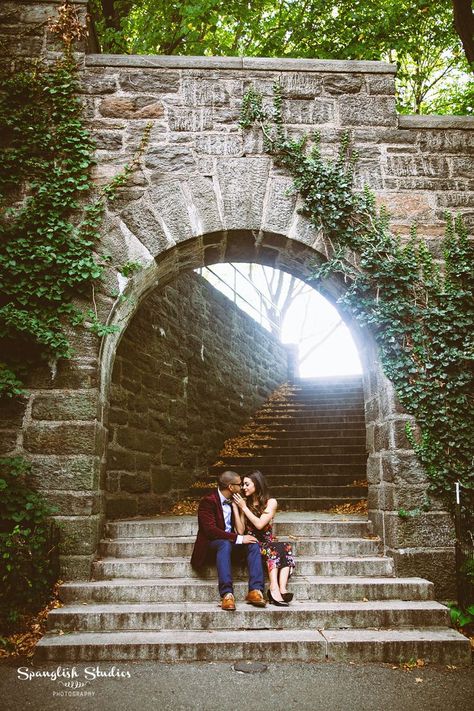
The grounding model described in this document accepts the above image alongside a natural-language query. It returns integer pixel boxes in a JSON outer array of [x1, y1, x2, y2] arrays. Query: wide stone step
[[274, 497, 367, 511], [252, 424, 366, 434], [104, 516, 372, 539], [99, 536, 380, 558], [237, 445, 367, 455], [254, 414, 366, 424], [45, 601, 450, 633], [58, 576, 435, 604], [245, 436, 367, 447], [34, 628, 470, 664], [195, 475, 365, 490], [271, 485, 367, 499], [210, 464, 367, 476], [222, 454, 368, 465], [92, 556, 394, 579]]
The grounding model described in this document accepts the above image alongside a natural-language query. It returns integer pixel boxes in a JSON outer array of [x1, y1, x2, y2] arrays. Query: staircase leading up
[[34, 376, 471, 664], [35, 513, 470, 664], [207, 376, 368, 511]]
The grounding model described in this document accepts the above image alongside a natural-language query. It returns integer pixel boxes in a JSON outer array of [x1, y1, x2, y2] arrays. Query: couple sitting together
[[191, 469, 295, 610]]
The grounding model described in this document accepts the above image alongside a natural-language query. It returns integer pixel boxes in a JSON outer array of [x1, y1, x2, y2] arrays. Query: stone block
[[282, 98, 335, 124], [58, 555, 93, 581], [195, 134, 243, 156], [56, 516, 101, 556], [323, 74, 364, 95], [450, 156, 474, 178], [116, 426, 158, 454], [23, 422, 98, 455], [386, 156, 450, 178], [383, 511, 455, 548], [377, 193, 434, 221], [280, 74, 322, 98], [389, 547, 456, 599], [184, 176, 223, 234], [120, 472, 151, 494], [120, 200, 170, 255], [0, 397, 26, 428], [181, 78, 231, 106], [366, 454, 382, 484], [339, 96, 396, 126], [366, 76, 395, 95], [148, 181, 195, 243], [28, 455, 100, 491], [216, 157, 271, 230], [0, 430, 17, 454], [107, 495, 139, 519], [381, 452, 428, 485], [151, 466, 172, 494], [47, 491, 101, 516], [91, 130, 123, 150], [118, 70, 179, 93], [99, 96, 164, 119], [262, 177, 297, 233], [32, 390, 98, 421], [145, 145, 197, 173]]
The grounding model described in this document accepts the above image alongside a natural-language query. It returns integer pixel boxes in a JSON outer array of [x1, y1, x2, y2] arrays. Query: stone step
[[188, 485, 367, 499], [99, 536, 380, 558], [237, 444, 367, 455], [58, 576, 435, 604], [251, 424, 366, 434], [210, 464, 367, 476], [45, 601, 450, 633], [243, 436, 367, 447], [269, 497, 367, 511], [34, 628, 471, 664], [254, 414, 366, 424], [222, 455, 367, 465], [92, 556, 394, 579], [104, 516, 372, 539]]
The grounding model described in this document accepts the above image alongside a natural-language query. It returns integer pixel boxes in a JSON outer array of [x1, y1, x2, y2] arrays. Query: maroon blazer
[[190, 489, 237, 569]]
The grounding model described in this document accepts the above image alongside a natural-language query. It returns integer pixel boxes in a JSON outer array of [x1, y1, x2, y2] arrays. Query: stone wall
[[1, 0, 473, 587], [106, 271, 289, 519]]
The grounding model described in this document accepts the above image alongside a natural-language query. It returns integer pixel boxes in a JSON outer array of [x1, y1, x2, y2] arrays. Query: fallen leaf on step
[[362, 597, 369, 602], [415, 678, 423, 683]]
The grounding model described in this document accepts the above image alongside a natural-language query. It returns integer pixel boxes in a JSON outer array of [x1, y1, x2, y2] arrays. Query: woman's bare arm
[[233, 495, 277, 530]]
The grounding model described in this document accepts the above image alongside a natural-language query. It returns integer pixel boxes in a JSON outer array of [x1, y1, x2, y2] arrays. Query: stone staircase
[[35, 513, 470, 664], [34, 375, 470, 664], [207, 376, 368, 511]]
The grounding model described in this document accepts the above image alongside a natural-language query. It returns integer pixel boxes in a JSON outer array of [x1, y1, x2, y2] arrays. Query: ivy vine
[[0, 3, 149, 398], [240, 83, 474, 512]]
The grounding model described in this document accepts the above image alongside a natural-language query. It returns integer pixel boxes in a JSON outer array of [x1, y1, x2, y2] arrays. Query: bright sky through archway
[[197, 264, 362, 378]]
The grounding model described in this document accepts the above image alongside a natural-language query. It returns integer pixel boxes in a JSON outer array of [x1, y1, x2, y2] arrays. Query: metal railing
[[454, 481, 474, 608], [197, 264, 281, 334]]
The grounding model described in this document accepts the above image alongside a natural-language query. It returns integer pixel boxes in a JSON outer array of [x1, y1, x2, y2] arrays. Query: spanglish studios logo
[[17, 665, 132, 698]]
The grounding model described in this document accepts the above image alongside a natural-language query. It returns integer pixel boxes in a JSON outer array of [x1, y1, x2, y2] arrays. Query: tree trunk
[[452, 0, 474, 68]]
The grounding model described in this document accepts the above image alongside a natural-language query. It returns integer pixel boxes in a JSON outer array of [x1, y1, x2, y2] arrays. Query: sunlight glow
[[197, 264, 362, 378]]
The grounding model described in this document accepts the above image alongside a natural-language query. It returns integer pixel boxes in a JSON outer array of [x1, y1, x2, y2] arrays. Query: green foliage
[[240, 84, 474, 512], [0, 55, 151, 398], [90, 0, 472, 115], [449, 602, 474, 631], [0, 457, 60, 634]]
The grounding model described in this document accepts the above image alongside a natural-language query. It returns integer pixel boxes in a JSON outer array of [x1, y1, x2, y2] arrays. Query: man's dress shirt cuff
[[235, 535, 243, 545]]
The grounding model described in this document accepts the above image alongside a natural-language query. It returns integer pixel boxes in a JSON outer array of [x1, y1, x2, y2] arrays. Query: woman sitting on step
[[232, 470, 295, 607]]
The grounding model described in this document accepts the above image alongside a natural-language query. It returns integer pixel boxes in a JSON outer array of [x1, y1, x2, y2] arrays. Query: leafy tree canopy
[[90, 0, 473, 114]]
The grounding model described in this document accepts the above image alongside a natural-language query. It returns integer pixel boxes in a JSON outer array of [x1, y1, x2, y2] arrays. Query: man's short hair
[[217, 470, 241, 490]]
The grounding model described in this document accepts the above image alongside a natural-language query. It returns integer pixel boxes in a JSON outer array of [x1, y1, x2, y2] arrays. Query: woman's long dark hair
[[245, 470, 270, 515]]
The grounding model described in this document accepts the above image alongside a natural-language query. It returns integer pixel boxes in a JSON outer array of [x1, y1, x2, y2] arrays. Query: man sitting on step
[[191, 470, 267, 610]]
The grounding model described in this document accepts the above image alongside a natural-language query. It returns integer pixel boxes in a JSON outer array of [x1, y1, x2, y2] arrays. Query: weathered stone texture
[[106, 272, 289, 517]]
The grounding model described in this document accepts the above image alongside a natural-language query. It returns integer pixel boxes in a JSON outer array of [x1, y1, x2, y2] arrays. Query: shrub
[[0, 457, 59, 634]]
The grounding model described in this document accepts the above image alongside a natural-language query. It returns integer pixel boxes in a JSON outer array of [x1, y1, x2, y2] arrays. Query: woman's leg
[[268, 565, 285, 601], [278, 565, 290, 594]]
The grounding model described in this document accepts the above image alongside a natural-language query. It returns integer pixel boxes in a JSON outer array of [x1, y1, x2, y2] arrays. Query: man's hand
[[242, 534, 258, 544]]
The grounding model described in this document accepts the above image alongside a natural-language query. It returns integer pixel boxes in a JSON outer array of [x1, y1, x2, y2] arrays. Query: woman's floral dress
[[246, 518, 296, 574]]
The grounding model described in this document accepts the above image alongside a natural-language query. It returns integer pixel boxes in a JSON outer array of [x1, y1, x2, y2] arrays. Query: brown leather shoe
[[221, 593, 236, 611], [245, 589, 267, 607]]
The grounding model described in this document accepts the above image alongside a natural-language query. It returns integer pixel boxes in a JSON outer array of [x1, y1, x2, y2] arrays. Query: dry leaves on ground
[[329, 500, 368, 515], [167, 498, 200, 515], [0, 581, 63, 661]]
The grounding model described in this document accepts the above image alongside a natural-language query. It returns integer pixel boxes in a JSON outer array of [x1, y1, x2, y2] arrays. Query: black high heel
[[267, 589, 289, 607], [281, 592, 293, 603]]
